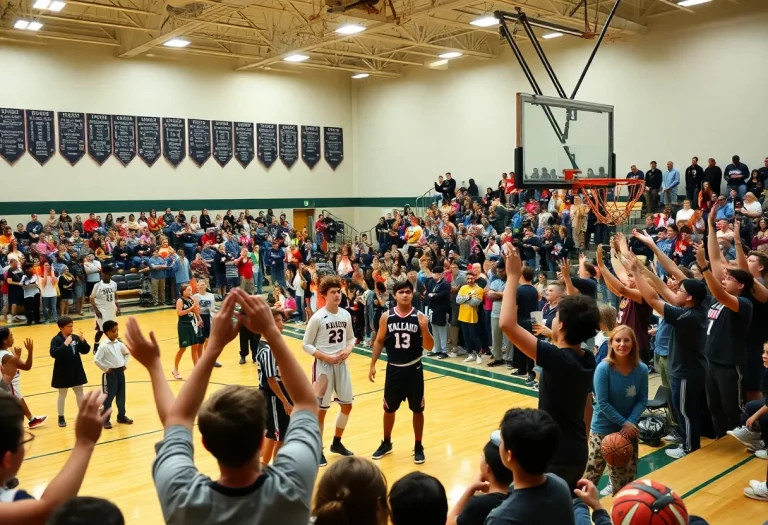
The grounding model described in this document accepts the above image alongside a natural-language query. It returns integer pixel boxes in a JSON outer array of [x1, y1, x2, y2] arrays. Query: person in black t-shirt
[[695, 240, 754, 438], [447, 441, 512, 525], [631, 255, 709, 458], [499, 242, 599, 492]]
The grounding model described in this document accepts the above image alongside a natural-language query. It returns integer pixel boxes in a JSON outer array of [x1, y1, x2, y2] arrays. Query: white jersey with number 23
[[302, 307, 355, 356]]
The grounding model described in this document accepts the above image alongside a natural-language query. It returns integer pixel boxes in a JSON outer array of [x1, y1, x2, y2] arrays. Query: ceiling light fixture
[[335, 24, 365, 35], [33, 0, 51, 8], [49, 1, 66, 11], [351, 73, 369, 79], [677, 0, 711, 5], [27, 21, 43, 31], [470, 15, 499, 27], [164, 38, 190, 48], [429, 59, 449, 67], [284, 54, 309, 62], [542, 32, 563, 39], [439, 51, 462, 59], [14, 20, 30, 30]]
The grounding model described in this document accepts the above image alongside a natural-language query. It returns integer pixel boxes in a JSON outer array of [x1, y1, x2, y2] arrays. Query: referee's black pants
[[704, 360, 743, 438], [239, 327, 261, 360], [102, 368, 126, 421]]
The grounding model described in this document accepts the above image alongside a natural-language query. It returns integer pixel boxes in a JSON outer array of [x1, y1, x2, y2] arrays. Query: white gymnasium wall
[[0, 44, 354, 205], [353, 0, 768, 200]]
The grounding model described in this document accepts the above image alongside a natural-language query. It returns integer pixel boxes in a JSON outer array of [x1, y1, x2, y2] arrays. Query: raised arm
[[236, 289, 317, 414], [165, 294, 242, 430], [0, 391, 110, 525], [628, 255, 667, 315], [632, 230, 687, 282], [498, 243, 538, 361], [124, 317, 175, 425], [695, 243, 740, 312], [597, 245, 642, 303], [418, 311, 434, 351], [733, 219, 750, 273], [558, 258, 578, 296], [707, 204, 726, 280]]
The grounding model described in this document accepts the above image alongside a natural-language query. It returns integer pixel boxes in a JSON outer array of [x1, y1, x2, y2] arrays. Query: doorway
[[293, 208, 314, 235]]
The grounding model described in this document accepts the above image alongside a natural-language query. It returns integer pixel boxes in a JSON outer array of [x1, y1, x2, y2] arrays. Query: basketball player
[[302, 276, 355, 467], [90, 264, 119, 355], [368, 280, 433, 464]]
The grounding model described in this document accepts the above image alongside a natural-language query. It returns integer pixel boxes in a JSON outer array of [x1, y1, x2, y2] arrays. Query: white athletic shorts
[[312, 358, 354, 409], [8, 374, 22, 400], [95, 309, 117, 331]]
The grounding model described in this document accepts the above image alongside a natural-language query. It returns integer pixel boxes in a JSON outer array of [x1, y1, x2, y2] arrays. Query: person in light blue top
[[661, 160, 681, 206], [583, 324, 648, 497]]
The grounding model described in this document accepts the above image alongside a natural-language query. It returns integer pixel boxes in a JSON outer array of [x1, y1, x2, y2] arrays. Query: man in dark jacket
[[50, 316, 90, 428], [435, 173, 457, 203], [703, 158, 723, 196], [425, 264, 451, 358], [685, 157, 705, 207], [724, 154, 750, 199], [644, 161, 663, 213]]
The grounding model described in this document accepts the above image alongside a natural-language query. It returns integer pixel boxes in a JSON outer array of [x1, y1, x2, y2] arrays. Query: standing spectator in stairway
[[703, 158, 723, 196], [644, 161, 663, 213], [685, 157, 704, 208], [661, 161, 681, 208], [724, 155, 750, 199]]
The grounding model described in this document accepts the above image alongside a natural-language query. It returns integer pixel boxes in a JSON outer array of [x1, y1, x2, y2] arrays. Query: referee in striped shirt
[[257, 310, 293, 464]]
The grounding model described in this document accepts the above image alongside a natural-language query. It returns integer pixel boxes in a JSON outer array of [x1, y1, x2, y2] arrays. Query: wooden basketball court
[[11, 309, 766, 523]]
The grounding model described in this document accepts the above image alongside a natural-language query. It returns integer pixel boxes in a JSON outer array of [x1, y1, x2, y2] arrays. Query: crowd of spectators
[[2, 155, 768, 523]]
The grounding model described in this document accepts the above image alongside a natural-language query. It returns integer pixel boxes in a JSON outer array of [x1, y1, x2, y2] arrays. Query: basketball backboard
[[514, 93, 615, 189]]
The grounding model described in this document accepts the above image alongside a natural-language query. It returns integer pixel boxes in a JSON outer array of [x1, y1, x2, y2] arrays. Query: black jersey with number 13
[[385, 307, 423, 365]]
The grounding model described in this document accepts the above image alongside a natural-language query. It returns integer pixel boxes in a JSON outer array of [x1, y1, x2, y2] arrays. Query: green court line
[[280, 325, 535, 388], [681, 455, 757, 499], [280, 328, 539, 399]]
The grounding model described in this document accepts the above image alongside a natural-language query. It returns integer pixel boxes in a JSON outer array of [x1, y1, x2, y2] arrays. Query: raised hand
[[694, 242, 707, 268], [557, 257, 570, 274], [231, 289, 277, 338], [75, 390, 111, 446], [124, 317, 161, 368], [632, 229, 654, 246], [23, 338, 33, 352], [596, 244, 604, 265], [207, 293, 243, 353], [502, 242, 522, 278]]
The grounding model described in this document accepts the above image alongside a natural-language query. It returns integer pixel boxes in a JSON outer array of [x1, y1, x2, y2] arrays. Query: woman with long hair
[[312, 457, 389, 525], [697, 181, 715, 216], [583, 324, 648, 496], [172, 283, 202, 380], [752, 217, 768, 250]]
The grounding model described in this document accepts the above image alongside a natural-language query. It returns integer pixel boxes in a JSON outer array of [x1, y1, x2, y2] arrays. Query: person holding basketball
[[369, 280, 433, 464], [583, 325, 649, 497], [302, 276, 356, 467]]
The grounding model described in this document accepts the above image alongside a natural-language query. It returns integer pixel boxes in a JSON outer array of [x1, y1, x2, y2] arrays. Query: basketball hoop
[[573, 177, 644, 226]]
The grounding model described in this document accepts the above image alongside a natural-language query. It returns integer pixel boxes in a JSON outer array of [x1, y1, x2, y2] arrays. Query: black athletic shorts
[[198, 313, 211, 343], [261, 388, 292, 441], [383, 362, 425, 414]]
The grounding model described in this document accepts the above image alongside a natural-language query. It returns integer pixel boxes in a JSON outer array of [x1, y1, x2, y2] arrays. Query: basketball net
[[563, 169, 645, 226]]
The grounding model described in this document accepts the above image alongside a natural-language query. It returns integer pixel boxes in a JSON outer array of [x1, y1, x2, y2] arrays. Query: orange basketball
[[611, 479, 688, 525], [600, 432, 633, 468]]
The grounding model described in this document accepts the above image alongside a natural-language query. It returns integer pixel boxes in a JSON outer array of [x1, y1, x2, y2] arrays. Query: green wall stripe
[[0, 197, 416, 215]]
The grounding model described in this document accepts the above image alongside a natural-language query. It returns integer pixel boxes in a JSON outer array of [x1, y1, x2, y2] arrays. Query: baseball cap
[[680, 278, 706, 303]]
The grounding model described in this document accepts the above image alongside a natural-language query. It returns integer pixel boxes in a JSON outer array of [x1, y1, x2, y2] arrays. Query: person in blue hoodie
[[267, 239, 286, 289], [583, 324, 648, 497], [148, 248, 170, 306]]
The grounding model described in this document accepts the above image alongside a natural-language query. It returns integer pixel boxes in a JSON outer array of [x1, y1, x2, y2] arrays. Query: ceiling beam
[[311, 48, 424, 66], [35, 13, 154, 32], [0, 28, 119, 46], [657, 0, 695, 13], [63, 0, 158, 16], [119, 4, 240, 58], [357, 33, 496, 58], [236, 0, 488, 70]]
